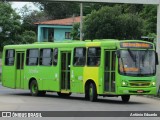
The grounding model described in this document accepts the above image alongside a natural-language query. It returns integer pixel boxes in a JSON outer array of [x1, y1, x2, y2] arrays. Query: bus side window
[[73, 47, 86, 66], [26, 49, 39, 66], [87, 47, 101, 66], [40, 49, 53, 66], [53, 48, 58, 66], [5, 49, 15, 66]]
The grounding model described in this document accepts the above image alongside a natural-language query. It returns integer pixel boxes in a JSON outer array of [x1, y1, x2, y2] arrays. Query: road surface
[[0, 84, 159, 120]]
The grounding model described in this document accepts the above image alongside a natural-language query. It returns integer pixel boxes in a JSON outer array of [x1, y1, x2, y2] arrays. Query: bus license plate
[[137, 90, 144, 93]]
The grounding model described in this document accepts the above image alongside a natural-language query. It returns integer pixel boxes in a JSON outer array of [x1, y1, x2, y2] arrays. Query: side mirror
[[156, 52, 159, 65], [117, 50, 120, 58]]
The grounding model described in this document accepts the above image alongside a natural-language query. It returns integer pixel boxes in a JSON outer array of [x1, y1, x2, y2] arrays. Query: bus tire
[[85, 86, 89, 100], [39, 91, 46, 96], [57, 92, 71, 97], [89, 83, 97, 102], [121, 95, 130, 103], [30, 80, 41, 96]]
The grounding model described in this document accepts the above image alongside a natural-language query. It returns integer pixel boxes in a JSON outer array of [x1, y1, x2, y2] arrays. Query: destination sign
[[120, 42, 153, 49]]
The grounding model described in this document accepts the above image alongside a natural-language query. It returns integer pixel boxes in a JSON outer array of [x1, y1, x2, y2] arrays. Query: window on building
[[73, 48, 86, 66], [65, 32, 71, 39], [5, 49, 15, 66], [26, 49, 39, 66], [87, 47, 101, 66], [40, 49, 53, 66], [53, 48, 58, 66]]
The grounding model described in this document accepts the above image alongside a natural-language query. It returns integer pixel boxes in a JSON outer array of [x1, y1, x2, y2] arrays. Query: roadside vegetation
[[0, 55, 1, 82], [0, 52, 2, 58], [0, 2, 37, 52], [0, 2, 158, 93], [0, 2, 157, 52]]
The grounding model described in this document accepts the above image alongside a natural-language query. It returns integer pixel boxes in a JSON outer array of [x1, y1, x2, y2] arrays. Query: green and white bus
[[1, 39, 158, 102]]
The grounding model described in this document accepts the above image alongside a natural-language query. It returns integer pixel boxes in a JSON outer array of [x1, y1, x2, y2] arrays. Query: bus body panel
[[37, 66, 59, 91], [116, 75, 157, 95], [2, 40, 157, 98], [2, 48, 16, 88], [70, 66, 84, 93], [83, 67, 100, 93], [2, 66, 16, 88]]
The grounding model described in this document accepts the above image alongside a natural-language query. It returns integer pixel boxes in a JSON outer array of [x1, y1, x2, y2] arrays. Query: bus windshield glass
[[119, 50, 156, 76]]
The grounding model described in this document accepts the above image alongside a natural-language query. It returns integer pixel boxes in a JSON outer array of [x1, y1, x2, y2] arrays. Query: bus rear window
[[5, 49, 15, 66], [26, 49, 39, 66]]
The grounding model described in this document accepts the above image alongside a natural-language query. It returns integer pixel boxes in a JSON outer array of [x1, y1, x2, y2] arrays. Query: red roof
[[35, 16, 80, 26]]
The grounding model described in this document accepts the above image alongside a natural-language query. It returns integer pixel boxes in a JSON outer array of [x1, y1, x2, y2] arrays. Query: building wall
[[37, 25, 73, 42], [54, 28, 72, 42]]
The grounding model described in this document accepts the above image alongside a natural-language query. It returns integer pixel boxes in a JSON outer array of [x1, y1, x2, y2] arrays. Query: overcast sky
[[11, 2, 39, 12]]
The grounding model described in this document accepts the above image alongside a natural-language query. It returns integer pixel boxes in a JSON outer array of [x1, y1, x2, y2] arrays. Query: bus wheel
[[30, 80, 40, 96], [39, 91, 46, 96], [121, 95, 130, 103], [89, 83, 97, 102], [57, 92, 71, 97], [85, 86, 89, 100]]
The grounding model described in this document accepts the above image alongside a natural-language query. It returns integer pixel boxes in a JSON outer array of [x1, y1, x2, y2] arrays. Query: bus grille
[[129, 81, 150, 87]]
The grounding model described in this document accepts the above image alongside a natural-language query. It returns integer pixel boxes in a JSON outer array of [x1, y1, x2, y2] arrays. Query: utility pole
[[157, 1, 160, 91], [80, 3, 83, 41]]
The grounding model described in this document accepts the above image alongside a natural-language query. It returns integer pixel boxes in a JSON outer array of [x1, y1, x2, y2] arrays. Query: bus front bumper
[[117, 87, 157, 95]]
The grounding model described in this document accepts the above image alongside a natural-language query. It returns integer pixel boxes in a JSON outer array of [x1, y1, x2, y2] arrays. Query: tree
[[83, 6, 144, 40], [140, 5, 157, 35], [0, 2, 21, 51], [82, 3, 113, 16], [117, 13, 143, 39], [21, 30, 36, 44], [121, 4, 144, 14], [70, 23, 80, 40], [36, 2, 80, 19], [36, 2, 115, 20], [19, 5, 47, 33]]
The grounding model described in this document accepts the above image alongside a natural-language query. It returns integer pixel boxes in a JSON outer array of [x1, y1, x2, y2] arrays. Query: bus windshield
[[119, 50, 156, 76]]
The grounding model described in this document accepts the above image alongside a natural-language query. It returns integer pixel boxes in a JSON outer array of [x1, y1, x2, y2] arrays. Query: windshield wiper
[[127, 48, 136, 62], [120, 57, 126, 75], [142, 49, 148, 63]]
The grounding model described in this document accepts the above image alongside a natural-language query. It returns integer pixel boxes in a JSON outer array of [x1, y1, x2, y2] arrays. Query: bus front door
[[60, 52, 71, 91], [16, 52, 24, 89], [104, 51, 116, 93]]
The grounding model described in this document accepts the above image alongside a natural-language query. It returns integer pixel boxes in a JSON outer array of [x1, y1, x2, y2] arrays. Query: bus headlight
[[151, 82, 156, 86], [122, 80, 128, 87]]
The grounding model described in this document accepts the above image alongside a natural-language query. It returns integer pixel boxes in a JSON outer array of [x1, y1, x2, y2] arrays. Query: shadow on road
[[6, 92, 146, 105]]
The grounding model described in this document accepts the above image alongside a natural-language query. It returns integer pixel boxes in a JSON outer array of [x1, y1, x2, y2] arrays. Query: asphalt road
[[0, 84, 160, 120]]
